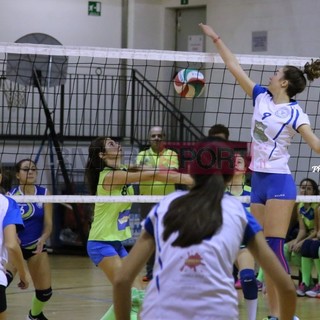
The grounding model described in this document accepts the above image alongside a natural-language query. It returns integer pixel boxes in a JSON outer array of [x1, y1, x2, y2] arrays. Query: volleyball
[[173, 69, 205, 99]]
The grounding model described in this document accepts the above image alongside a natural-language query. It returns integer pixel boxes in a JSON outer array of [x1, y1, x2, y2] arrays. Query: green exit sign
[[181, 0, 188, 4], [88, 1, 101, 16]]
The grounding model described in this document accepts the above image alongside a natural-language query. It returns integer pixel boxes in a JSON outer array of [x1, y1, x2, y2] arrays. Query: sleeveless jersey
[[298, 202, 318, 233], [9, 185, 47, 248], [226, 184, 251, 212], [136, 148, 179, 195], [0, 195, 24, 286], [88, 167, 134, 241], [141, 191, 262, 320], [249, 85, 310, 174]]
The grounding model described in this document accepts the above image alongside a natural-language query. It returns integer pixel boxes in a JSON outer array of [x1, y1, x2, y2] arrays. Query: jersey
[[140, 191, 262, 320], [0, 195, 24, 286], [136, 147, 179, 195], [249, 84, 310, 174], [226, 184, 251, 212], [9, 185, 47, 248], [298, 202, 318, 233], [88, 167, 134, 242]]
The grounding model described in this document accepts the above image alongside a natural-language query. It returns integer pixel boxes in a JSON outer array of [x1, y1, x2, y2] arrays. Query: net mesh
[[0, 42, 319, 248]]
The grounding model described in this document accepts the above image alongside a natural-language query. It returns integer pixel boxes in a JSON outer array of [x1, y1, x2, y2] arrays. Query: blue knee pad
[[301, 239, 320, 258], [240, 268, 258, 300], [35, 288, 52, 302], [266, 237, 290, 273]]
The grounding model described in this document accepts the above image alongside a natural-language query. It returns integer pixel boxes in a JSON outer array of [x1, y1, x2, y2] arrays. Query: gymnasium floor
[[6, 254, 319, 319]]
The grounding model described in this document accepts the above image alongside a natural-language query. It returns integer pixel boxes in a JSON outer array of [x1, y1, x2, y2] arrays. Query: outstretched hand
[[199, 23, 218, 40]]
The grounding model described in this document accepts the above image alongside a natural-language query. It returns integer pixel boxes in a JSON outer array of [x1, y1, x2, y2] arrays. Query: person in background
[[113, 137, 296, 320], [0, 165, 29, 320], [300, 195, 320, 298], [208, 123, 230, 140], [200, 22, 320, 320], [136, 126, 179, 282], [85, 136, 192, 320], [6, 159, 52, 320], [290, 178, 320, 297]]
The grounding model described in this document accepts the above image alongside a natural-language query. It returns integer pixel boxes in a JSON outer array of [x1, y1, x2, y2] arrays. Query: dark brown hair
[[85, 137, 107, 195], [208, 124, 230, 140], [162, 137, 233, 247], [284, 59, 320, 97]]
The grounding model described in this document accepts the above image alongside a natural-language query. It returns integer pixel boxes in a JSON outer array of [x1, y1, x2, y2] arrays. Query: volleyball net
[[1, 42, 320, 248]]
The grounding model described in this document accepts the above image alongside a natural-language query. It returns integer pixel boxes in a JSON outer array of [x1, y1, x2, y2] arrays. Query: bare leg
[[251, 200, 295, 317]]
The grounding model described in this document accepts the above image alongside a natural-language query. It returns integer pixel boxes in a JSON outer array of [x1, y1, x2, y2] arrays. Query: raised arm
[[102, 170, 193, 191], [199, 23, 255, 97]]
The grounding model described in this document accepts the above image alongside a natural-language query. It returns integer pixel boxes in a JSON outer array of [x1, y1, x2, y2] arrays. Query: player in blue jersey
[[200, 23, 320, 320], [6, 159, 52, 320], [0, 165, 29, 320], [113, 137, 296, 320]]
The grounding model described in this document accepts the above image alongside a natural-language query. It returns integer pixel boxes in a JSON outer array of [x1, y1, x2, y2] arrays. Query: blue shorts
[[251, 172, 296, 204], [87, 240, 128, 266]]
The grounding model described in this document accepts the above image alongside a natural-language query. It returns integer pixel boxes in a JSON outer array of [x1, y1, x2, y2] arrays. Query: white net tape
[[9, 195, 318, 204]]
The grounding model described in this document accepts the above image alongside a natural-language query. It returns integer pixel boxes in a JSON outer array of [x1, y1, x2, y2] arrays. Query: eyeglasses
[[20, 168, 36, 172]]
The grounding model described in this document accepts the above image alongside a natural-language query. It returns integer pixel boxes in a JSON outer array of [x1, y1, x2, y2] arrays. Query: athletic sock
[[31, 295, 46, 317], [301, 256, 313, 286]]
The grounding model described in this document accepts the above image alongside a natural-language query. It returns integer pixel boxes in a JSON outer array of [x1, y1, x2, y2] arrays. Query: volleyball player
[[113, 137, 296, 320], [0, 166, 29, 320], [200, 23, 320, 319], [7, 159, 52, 320], [85, 137, 192, 320], [285, 178, 319, 296]]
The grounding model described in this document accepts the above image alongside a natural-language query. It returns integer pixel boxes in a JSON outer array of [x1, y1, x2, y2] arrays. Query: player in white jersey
[[0, 168, 29, 319], [113, 137, 296, 320], [200, 23, 320, 320]]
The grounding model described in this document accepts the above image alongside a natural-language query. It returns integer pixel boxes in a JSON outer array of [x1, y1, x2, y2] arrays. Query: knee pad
[[240, 269, 258, 300], [35, 288, 52, 302], [301, 239, 320, 258], [0, 285, 7, 313], [5, 270, 14, 287], [266, 237, 289, 273]]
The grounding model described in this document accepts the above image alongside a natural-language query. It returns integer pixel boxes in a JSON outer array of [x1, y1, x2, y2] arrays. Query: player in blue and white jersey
[[0, 167, 29, 319], [6, 159, 52, 320], [200, 23, 320, 320], [113, 138, 296, 320]]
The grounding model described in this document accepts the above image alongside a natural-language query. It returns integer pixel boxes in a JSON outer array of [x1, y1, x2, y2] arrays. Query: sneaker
[[26, 311, 48, 320], [234, 279, 242, 289], [142, 274, 152, 282], [305, 283, 320, 297], [131, 287, 145, 314], [296, 282, 310, 297]]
